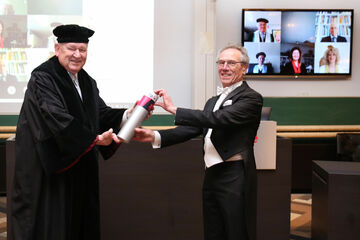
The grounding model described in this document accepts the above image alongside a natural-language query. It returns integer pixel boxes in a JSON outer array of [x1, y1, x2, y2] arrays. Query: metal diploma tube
[[117, 93, 158, 143]]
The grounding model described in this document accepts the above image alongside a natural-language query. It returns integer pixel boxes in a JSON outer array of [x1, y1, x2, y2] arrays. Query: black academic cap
[[53, 24, 94, 43], [256, 18, 269, 23], [256, 52, 266, 58]]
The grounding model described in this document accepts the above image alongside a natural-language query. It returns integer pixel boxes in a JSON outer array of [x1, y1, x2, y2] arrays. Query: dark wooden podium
[[6, 137, 292, 240], [312, 160, 360, 240]]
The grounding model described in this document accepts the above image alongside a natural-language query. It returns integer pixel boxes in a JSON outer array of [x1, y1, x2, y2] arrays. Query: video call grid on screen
[[0, 0, 154, 113], [242, 9, 353, 78]]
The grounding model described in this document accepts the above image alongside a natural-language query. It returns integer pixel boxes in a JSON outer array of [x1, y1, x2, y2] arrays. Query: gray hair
[[216, 44, 250, 64]]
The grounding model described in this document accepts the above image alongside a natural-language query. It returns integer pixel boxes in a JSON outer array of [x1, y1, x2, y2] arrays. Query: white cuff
[[152, 131, 161, 149]]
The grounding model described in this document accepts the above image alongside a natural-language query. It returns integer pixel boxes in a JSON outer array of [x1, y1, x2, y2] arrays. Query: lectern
[[312, 160, 360, 240]]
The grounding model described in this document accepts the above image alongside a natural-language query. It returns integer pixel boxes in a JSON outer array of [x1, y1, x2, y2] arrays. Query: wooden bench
[[0, 126, 16, 140]]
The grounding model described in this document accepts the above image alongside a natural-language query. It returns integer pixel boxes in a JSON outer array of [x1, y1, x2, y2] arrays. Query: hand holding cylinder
[[154, 89, 177, 115], [117, 92, 158, 143]]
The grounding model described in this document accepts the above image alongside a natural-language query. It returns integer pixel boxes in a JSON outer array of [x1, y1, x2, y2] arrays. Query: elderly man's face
[[258, 21, 267, 34], [329, 24, 338, 36], [55, 42, 88, 74], [217, 48, 247, 88]]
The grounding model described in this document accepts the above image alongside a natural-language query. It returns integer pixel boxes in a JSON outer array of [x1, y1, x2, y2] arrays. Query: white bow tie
[[217, 86, 230, 95]]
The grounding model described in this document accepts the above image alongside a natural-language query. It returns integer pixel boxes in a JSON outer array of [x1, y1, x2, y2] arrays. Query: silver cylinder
[[117, 106, 148, 143], [117, 92, 158, 143]]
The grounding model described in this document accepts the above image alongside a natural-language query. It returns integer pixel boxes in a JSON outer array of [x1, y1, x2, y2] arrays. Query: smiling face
[[292, 49, 300, 62], [55, 42, 88, 74], [217, 48, 248, 88], [327, 51, 337, 64], [329, 23, 338, 37], [258, 21, 267, 34], [257, 54, 265, 65]]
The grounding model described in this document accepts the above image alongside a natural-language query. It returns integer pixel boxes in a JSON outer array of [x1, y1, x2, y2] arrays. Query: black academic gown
[[12, 56, 126, 240]]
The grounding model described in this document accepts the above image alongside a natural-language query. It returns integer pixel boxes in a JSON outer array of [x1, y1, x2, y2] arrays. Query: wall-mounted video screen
[[242, 9, 353, 77]]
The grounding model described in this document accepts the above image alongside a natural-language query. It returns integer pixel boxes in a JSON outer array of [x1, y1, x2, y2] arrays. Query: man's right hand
[[154, 89, 177, 115], [96, 128, 122, 146], [132, 127, 155, 142]]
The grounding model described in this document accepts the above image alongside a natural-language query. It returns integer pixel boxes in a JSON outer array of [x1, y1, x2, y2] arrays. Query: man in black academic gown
[[12, 24, 130, 240], [133, 45, 263, 240]]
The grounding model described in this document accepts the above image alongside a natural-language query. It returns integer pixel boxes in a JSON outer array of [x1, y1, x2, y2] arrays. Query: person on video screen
[[319, 45, 343, 73], [321, 23, 347, 42], [0, 20, 5, 48], [251, 52, 273, 74], [281, 47, 307, 74], [252, 18, 274, 43]]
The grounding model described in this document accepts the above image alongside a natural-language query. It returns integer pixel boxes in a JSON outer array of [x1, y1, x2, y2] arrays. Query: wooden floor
[[290, 194, 311, 240], [0, 196, 6, 240], [0, 194, 311, 240]]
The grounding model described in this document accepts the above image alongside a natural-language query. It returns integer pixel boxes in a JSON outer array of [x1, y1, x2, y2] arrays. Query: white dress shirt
[[68, 72, 82, 100], [153, 81, 243, 168], [253, 30, 273, 43], [253, 64, 266, 74]]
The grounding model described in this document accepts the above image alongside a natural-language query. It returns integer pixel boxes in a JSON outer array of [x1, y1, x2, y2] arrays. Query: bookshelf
[[0, 48, 27, 82], [315, 11, 352, 41]]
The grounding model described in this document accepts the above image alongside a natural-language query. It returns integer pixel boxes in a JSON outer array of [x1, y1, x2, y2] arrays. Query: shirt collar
[[68, 72, 78, 82], [217, 81, 243, 95], [227, 81, 243, 94]]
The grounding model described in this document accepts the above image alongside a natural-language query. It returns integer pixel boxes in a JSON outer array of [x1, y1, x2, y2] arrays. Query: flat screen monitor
[[242, 9, 354, 78]]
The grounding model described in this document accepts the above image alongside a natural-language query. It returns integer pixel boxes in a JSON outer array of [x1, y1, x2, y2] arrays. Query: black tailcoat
[[159, 81, 263, 240]]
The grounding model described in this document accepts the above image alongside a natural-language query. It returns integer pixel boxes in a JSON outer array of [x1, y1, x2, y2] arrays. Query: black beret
[[256, 52, 266, 58], [53, 24, 94, 43], [256, 18, 269, 23]]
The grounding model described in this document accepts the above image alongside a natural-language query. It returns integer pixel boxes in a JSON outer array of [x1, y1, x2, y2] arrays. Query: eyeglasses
[[216, 60, 242, 68]]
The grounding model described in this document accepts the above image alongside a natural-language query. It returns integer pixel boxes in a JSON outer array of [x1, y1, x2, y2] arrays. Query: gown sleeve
[[97, 95, 126, 160]]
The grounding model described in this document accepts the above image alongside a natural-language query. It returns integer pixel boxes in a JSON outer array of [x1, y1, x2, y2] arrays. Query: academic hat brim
[[256, 18, 269, 23], [256, 52, 266, 58], [53, 24, 94, 43]]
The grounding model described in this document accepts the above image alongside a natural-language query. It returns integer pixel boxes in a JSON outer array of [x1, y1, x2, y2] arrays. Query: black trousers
[[202, 161, 248, 240]]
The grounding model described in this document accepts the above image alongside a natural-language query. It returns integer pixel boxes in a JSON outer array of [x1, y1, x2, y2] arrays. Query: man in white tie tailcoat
[[133, 45, 263, 240]]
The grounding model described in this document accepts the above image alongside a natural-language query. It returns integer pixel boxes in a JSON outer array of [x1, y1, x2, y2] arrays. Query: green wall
[[263, 97, 360, 125], [1, 97, 360, 126], [0, 115, 18, 126]]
